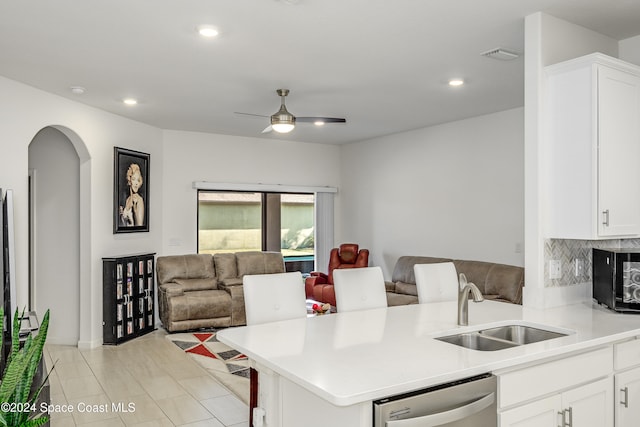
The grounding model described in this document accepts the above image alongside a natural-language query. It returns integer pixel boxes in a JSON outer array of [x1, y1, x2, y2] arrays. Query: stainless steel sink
[[479, 325, 567, 345], [435, 323, 570, 351], [436, 333, 519, 351]]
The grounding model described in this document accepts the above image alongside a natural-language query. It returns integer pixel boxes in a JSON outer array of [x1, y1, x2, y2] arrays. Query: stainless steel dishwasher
[[373, 373, 496, 426]]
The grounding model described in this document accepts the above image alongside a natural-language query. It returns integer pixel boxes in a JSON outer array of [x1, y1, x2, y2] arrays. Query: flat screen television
[[0, 188, 16, 373]]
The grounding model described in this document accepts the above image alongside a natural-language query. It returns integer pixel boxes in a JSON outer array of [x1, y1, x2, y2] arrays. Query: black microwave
[[593, 248, 640, 312]]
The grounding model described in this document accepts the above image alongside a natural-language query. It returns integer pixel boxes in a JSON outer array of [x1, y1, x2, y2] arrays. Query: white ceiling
[[1, 0, 639, 145]]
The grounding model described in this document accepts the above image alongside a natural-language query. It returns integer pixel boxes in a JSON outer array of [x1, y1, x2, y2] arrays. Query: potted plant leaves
[[0, 308, 50, 427]]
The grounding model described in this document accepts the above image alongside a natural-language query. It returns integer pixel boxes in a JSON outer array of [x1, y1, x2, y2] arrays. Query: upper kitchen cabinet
[[545, 53, 640, 239]]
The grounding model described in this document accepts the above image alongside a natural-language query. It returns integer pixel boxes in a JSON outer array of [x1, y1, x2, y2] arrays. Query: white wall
[[160, 130, 341, 256], [338, 108, 525, 279], [0, 75, 163, 348], [523, 12, 618, 308], [620, 35, 640, 66], [29, 127, 80, 345]]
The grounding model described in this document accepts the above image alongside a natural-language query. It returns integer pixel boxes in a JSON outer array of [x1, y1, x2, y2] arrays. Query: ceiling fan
[[235, 89, 346, 134]]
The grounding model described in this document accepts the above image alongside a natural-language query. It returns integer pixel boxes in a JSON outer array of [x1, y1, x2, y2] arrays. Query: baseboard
[[77, 339, 102, 350]]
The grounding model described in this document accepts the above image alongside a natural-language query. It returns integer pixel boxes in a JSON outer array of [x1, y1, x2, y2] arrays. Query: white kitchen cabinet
[[497, 347, 613, 427], [545, 53, 640, 239], [563, 377, 613, 427], [499, 395, 561, 427], [614, 338, 640, 427], [499, 377, 613, 427], [615, 367, 640, 427]]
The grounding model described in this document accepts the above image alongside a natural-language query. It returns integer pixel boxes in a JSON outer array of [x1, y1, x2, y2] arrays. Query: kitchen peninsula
[[218, 301, 640, 426]]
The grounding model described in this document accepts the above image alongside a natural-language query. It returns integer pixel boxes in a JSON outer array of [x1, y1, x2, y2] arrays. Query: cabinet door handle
[[621, 386, 629, 408], [558, 407, 573, 427], [603, 209, 610, 226]]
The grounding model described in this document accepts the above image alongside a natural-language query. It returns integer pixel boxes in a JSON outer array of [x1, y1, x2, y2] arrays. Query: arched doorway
[[28, 126, 89, 346]]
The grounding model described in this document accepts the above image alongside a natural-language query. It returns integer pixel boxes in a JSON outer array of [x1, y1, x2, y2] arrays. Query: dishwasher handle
[[386, 392, 495, 427]]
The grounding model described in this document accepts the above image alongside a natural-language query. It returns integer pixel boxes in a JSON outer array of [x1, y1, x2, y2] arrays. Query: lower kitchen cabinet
[[499, 395, 561, 427], [614, 338, 640, 427], [497, 347, 614, 427], [499, 377, 613, 427], [563, 377, 613, 427], [615, 366, 640, 426]]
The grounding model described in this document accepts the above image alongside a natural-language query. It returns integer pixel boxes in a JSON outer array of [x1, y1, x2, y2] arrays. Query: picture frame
[[114, 147, 149, 233]]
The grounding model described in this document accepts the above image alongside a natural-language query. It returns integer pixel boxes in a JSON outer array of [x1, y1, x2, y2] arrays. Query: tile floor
[[44, 329, 249, 427]]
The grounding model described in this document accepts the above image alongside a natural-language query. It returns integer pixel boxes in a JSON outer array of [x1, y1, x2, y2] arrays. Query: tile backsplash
[[544, 238, 640, 287]]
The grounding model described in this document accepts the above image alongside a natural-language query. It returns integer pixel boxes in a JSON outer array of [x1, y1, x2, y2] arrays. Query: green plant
[[0, 308, 50, 427]]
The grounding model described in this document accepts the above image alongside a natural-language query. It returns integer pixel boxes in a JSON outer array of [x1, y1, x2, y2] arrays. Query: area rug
[[166, 330, 250, 404]]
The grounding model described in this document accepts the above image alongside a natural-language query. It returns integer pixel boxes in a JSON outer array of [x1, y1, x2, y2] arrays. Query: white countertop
[[217, 300, 640, 407]]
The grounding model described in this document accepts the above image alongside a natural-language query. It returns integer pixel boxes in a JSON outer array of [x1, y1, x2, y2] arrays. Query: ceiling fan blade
[[261, 125, 273, 133], [297, 117, 346, 124], [235, 112, 269, 119]]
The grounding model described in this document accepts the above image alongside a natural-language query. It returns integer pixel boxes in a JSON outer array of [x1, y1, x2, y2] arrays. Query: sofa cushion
[[213, 253, 238, 281], [168, 290, 231, 322], [386, 292, 418, 307], [173, 278, 217, 292], [157, 254, 215, 284], [236, 251, 285, 276], [452, 260, 492, 294], [392, 256, 453, 284], [484, 263, 524, 304], [394, 281, 418, 296]]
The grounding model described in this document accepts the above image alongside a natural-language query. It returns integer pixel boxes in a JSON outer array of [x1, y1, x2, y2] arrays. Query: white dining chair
[[243, 271, 307, 325], [333, 266, 388, 312], [242, 271, 308, 426], [413, 262, 459, 304]]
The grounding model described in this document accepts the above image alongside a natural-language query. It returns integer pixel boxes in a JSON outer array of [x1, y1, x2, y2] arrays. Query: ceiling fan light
[[271, 103, 296, 133], [272, 123, 295, 133]]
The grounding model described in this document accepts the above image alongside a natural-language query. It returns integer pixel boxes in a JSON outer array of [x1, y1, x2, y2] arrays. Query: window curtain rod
[[192, 181, 337, 194]]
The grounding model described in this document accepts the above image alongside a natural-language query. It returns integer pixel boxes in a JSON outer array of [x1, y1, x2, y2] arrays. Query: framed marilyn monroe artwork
[[113, 147, 149, 233]]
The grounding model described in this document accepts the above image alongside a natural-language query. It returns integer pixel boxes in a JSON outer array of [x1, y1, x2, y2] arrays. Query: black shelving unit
[[103, 253, 155, 344]]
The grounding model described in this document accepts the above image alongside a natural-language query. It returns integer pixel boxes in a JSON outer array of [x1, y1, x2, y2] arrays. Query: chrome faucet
[[457, 273, 484, 326]]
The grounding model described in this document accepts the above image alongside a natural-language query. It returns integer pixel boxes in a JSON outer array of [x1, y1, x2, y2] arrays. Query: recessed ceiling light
[[314, 121, 325, 126], [448, 79, 464, 87], [70, 86, 85, 95], [123, 98, 138, 106], [197, 25, 219, 38]]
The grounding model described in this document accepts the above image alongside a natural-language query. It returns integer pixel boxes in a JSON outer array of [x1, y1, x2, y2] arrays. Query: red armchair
[[305, 243, 369, 306]]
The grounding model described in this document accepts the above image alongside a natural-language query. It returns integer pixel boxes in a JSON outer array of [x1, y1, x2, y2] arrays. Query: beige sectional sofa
[[385, 255, 524, 306], [156, 251, 285, 332]]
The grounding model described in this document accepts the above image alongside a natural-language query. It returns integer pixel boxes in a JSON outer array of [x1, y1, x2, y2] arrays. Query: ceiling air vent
[[481, 48, 520, 61]]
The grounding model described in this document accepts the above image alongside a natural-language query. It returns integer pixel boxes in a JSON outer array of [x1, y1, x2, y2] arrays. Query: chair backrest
[[333, 266, 388, 312], [414, 262, 459, 304], [327, 243, 370, 284], [243, 272, 307, 325]]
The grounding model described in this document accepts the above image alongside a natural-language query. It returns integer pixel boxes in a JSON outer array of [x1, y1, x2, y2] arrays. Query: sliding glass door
[[197, 191, 315, 264]]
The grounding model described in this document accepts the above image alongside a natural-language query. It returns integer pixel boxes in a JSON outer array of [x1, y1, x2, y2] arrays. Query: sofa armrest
[[159, 282, 185, 298], [220, 283, 246, 326], [219, 277, 243, 287], [305, 274, 329, 298], [384, 281, 397, 292], [309, 271, 328, 280]]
